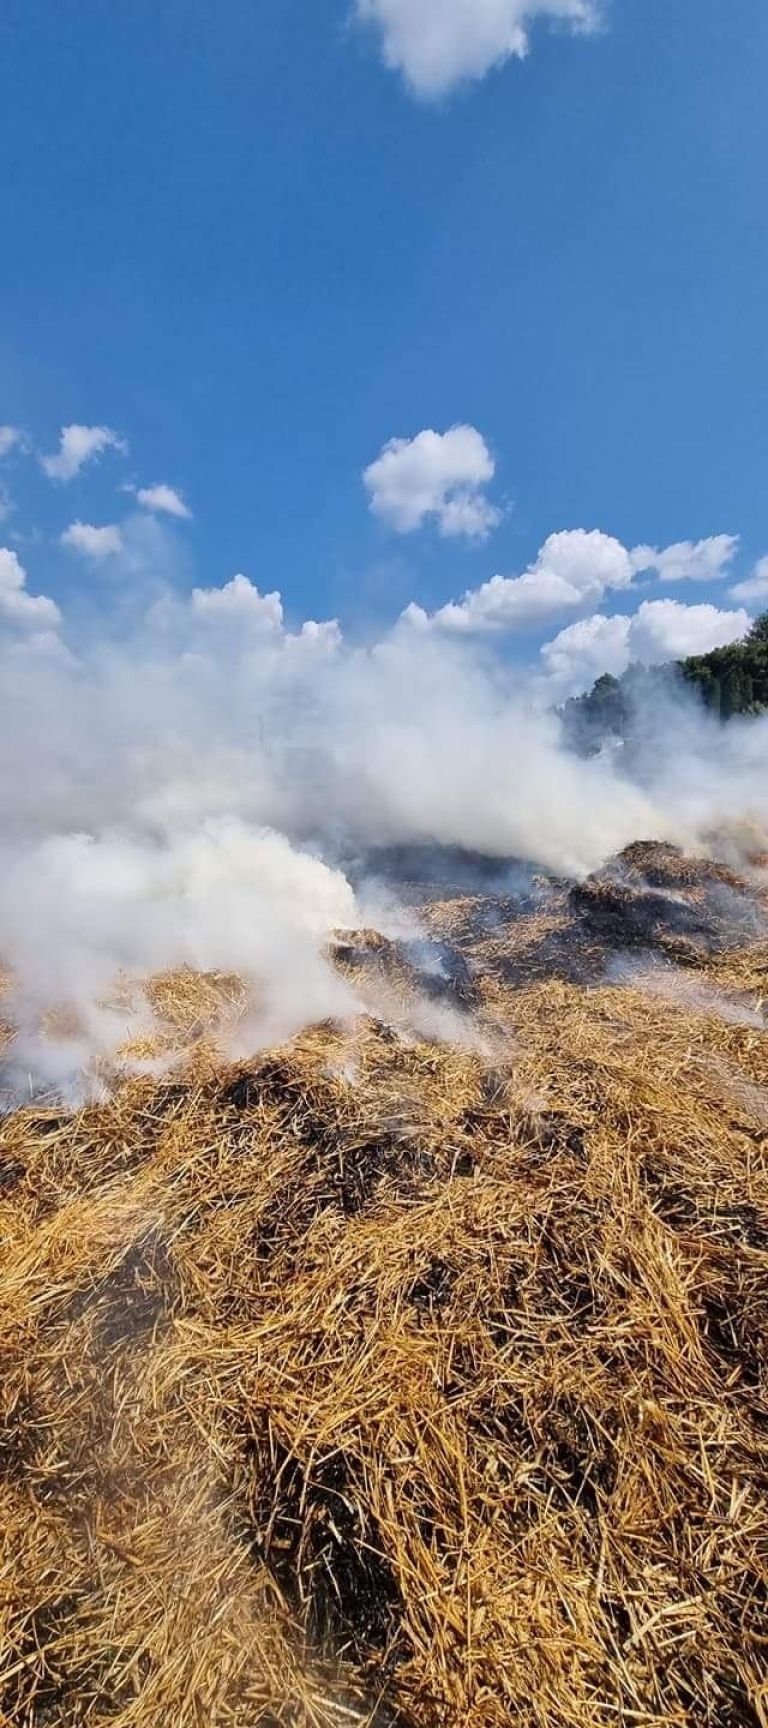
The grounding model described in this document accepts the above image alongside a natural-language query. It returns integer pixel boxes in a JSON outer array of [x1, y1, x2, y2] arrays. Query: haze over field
[[2, 517, 768, 1087]]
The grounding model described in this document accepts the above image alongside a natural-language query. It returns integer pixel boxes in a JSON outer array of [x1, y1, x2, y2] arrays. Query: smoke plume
[[2, 583, 767, 1089]]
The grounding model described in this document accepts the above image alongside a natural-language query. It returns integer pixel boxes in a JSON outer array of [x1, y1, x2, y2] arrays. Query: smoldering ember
[[3, 3, 768, 1726]]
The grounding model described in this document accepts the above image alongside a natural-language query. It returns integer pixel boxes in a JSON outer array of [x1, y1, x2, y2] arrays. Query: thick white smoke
[[1, 580, 767, 1090], [0, 603, 662, 864], [0, 821, 359, 1092]]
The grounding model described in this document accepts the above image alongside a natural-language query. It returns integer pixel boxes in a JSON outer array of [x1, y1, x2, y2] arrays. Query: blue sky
[[1, 0, 767, 691]]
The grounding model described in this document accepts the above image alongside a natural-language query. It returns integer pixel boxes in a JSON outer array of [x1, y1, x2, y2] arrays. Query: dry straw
[[1, 845, 767, 1726]]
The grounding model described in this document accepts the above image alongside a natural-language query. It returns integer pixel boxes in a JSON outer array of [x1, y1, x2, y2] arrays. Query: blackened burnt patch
[[408, 1259, 455, 1314], [0, 1151, 26, 1193], [242, 1442, 407, 1666]]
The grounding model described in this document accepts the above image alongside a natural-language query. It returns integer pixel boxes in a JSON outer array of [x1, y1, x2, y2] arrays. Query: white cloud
[[730, 557, 768, 606], [0, 426, 22, 459], [136, 483, 192, 520], [287, 617, 343, 653], [190, 573, 284, 629], [632, 534, 739, 584], [404, 530, 747, 640], [0, 547, 61, 631], [186, 578, 343, 656], [544, 599, 752, 697], [542, 612, 631, 693], [41, 424, 126, 482], [364, 425, 501, 540], [408, 528, 634, 634], [356, 0, 600, 98], [630, 599, 750, 663], [61, 521, 124, 561]]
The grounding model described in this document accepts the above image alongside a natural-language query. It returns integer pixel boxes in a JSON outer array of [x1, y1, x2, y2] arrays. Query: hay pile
[[1, 845, 768, 1727], [569, 843, 767, 963]]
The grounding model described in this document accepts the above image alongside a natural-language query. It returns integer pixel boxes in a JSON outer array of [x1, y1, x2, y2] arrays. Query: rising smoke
[[1, 583, 767, 1089]]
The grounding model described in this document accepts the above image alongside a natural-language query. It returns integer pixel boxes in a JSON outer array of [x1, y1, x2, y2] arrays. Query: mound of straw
[[1, 849, 767, 1727]]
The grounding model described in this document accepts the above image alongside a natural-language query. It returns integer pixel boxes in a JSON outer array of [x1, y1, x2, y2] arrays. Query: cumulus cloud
[[0, 546, 61, 632], [407, 529, 633, 634], [632, 534, 739, 584], [186, 576, 343, 657], [355, 0, 600, 98], [730, 557, 768, 606], [61, 521, 124, 561], [403, 528, 745, 638], [541, 612, 631, 693], [190, 574, 284, 628], [136, 483, 192, 520], [544, 599, 752, 697], [41, 424, 126, 482], [364, 425, 501, 540], [629, 599, 750, 663]]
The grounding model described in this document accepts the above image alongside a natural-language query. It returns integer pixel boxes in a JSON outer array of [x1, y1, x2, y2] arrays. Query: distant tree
[[561, 611, 768, 751], [721, 663, 743, 720], [689, 664, 719, 714]]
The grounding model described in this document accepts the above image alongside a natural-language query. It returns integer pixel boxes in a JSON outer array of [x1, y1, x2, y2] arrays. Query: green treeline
[[561, 613, 768, 753], [679, 612, 768, 717]]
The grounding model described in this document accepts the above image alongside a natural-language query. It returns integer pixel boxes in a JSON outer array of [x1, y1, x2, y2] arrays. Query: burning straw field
[[1, 843, 768, 1727]]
